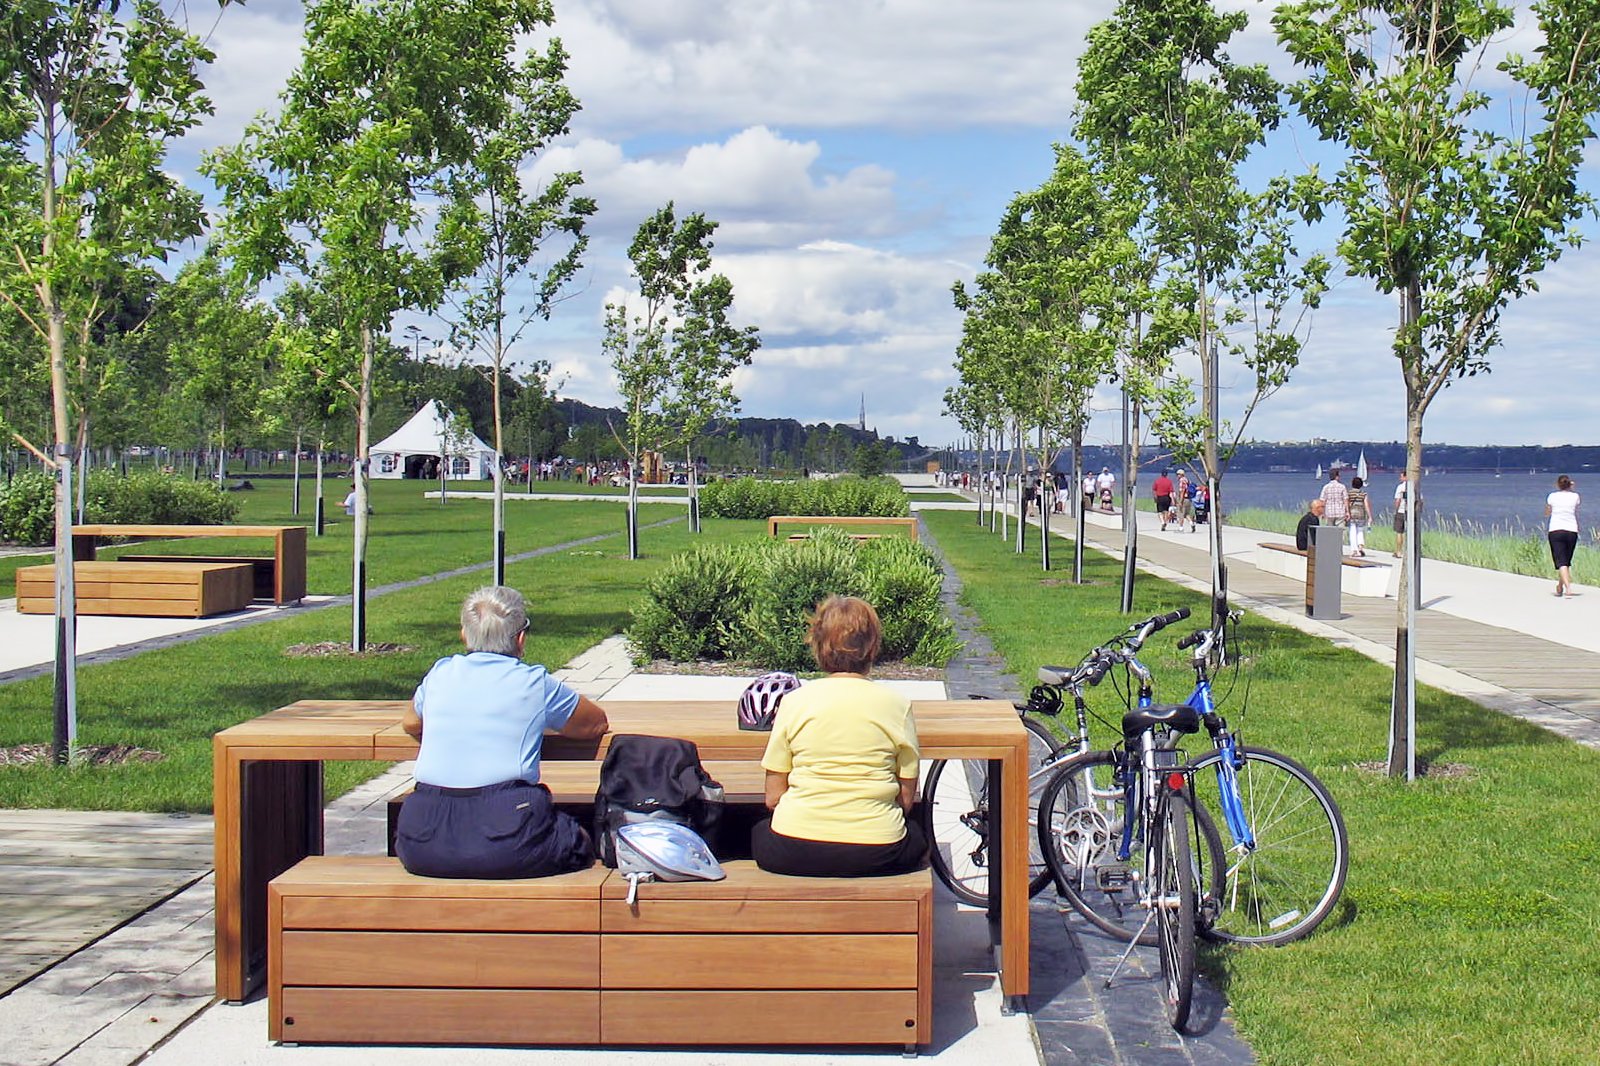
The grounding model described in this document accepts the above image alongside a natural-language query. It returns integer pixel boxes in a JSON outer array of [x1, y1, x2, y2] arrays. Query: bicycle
[[923, 610, 1204, 907], [1039, 606, 1349, 947]]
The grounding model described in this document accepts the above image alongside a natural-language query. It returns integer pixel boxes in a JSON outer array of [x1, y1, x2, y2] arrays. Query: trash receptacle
[[1306, 524, 1343, 620]]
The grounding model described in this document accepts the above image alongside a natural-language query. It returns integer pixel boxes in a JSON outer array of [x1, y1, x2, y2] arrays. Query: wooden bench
[[118, 555, 279, 603], [268, 856, 931, 1052], [767, 515, 917, 541], [15, 560, 255, 617], [72, 523, 307, 605], [1255, 541, 1390, 598]]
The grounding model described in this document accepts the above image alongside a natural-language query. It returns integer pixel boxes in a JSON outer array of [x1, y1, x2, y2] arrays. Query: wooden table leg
[[215, 750, 323, 1002], [994, 743, 1030, 1005]]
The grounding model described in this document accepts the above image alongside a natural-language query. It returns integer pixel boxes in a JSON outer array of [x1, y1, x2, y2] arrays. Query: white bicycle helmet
[[615, 821, 725, 904], [737, 671, 802, 731]]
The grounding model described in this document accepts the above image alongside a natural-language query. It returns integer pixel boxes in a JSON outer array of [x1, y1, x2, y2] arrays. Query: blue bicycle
[[1038, 606, 1349, 947]]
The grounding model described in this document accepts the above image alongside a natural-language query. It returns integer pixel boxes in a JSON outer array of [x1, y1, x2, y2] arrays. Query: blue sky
[[175, 0, 1600, 449]]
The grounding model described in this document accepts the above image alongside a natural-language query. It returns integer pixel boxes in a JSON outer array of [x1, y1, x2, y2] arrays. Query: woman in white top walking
[[1546, 475, 1581, 598]]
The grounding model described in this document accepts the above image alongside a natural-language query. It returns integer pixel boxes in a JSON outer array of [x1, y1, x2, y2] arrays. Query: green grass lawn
[[921, 510, 1600, 1066], [0, 479, 663, 595], [0, 502, 737, 811]]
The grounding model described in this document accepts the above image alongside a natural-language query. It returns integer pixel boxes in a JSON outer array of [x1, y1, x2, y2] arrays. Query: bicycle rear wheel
[[1038, 749, 1223, 946], [1187, 745, 1349, 945], [924, 716, 1059, 906], [1155, 789, 1197, 1032]]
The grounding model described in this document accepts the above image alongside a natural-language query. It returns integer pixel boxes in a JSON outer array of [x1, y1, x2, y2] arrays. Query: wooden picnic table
[[212, 698, 1030, 1008], [72, 524, 307, 606]]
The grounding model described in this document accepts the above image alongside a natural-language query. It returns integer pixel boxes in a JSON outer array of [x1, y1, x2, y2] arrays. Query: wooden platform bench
[[268, 855, 932, 1053], [1255, 541, 1390, 598], [72, 523, 307, 605], [767, 515, 918, 541], [15, 560, 255, 618]]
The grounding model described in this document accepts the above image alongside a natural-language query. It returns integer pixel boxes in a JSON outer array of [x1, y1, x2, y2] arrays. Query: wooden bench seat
[[767, 515, 918, 541], [1254, 541, 1390, 598], [268, 856, 931, 1052], [118, 554, 279, 602], [15, 560, 255, 618], [72, 523, 306, 605]]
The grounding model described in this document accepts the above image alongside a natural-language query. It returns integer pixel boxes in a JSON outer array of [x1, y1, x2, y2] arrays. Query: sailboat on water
[[1356, 450, 1368, 482], [1314, 463, 1323, 479]]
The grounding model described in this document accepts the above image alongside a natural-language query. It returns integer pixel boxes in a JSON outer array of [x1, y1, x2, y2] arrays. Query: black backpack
[[593, 734, 725, 868]]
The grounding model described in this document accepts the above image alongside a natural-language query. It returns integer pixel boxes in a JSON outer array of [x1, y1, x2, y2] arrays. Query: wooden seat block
[[598, 860, 932, 1048], [15, 561, 254, 617], [119, 554, 276, 600], [269, 856, 606, 1045]]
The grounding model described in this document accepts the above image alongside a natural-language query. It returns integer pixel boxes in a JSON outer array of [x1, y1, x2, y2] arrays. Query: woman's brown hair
[[806, 595, 882, 674], [1558, 475, 1573, 491]]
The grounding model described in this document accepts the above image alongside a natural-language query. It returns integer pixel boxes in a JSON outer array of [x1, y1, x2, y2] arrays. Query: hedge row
[[627, 527, 961, 671], [697, 475, 908, 520], [0, 470, 240, 545]]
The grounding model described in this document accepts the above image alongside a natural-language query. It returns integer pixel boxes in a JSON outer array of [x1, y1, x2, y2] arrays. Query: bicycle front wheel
[[1188, 745, 1349, 945], [924, 716, 1059, 906], [1155, 790, 1197, 1032], [1038, 749, 1223, 946]]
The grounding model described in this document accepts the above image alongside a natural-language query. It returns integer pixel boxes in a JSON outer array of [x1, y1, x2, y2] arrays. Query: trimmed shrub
[[627, 526, 961, 670], [699, 475, 908, 520], [0, 470, 240, 545]]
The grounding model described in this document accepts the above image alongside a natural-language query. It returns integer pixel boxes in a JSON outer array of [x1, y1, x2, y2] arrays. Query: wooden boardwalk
[[0, 809, 212, 995], [1077, 520, 1600, 739]]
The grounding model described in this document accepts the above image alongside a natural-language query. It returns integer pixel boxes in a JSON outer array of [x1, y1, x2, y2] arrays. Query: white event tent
[[370, 400, 496, 481]]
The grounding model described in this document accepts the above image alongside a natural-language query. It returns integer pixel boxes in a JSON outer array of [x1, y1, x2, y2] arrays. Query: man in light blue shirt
[[395, 586, 609, 878]]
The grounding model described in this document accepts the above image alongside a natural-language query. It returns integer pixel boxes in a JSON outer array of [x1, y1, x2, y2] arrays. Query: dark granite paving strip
[[0, 516, 683, 686], [919, 514, 1255, 1066]]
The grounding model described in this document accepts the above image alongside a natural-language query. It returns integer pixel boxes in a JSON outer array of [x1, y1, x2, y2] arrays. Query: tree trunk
[[352, 324, 374, 652], [216, 412, 227, 483], [627, 467, 640, 559], [1038, 424, 1050, 572], [1122, 397, 1139, 613], [1071, 428, 1085, 584], [687, 443, 701, 534], [492, 353, 506, 587], [292, 429, 302, 516], [1389, 280, 1425, 780], [314, 441, 325, 537]]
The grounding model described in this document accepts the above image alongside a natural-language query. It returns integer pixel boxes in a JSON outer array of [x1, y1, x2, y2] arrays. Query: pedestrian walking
[[1319, 470, 1349, 543], [1546, 474, 1581, 598], [1347, 476, 1372, 557], [1152, 469, 1174, 530], [1176, 470, 1196, 532], [1081, 472, 1096, 516], [1392, 471, 1411, 557]]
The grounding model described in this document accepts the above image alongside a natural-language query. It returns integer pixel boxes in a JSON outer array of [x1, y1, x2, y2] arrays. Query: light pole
[[404, 324, 430, 362]]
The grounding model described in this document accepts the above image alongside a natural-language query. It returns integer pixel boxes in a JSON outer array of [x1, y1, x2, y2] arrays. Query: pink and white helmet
[[737, 671, 802, 731]]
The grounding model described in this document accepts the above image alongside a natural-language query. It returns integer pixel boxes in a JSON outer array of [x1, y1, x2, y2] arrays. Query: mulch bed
[[0, 743, 164, 767], [639, 660, 945, 681], [1356, 759, 1474, 780], [284, 642, 416, 658]]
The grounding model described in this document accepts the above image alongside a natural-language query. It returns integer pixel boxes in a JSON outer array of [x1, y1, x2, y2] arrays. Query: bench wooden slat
[[283, 930, 598, 987], [601, 898, 918, 934], [600, 990, 920, 1045], [1257, 541, 1383, 568], [279, 988, 600, 1045], [16, 560, 254, 617], [604, 933, 917, 989], [270, 855, 607, 897], [283, 896, 596, 932]]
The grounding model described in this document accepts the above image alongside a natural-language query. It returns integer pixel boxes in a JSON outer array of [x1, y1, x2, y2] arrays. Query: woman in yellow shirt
[[753, 595, 926, 877]]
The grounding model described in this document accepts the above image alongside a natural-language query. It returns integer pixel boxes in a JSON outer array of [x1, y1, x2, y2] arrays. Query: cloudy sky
[[171, 0, 1600, 449]]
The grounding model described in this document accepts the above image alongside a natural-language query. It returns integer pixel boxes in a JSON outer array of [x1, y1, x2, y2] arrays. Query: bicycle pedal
[[1095, 865, 1133, 892]]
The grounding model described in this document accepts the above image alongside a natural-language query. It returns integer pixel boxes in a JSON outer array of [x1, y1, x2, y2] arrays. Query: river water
[[1204, 469, 1583, 534]]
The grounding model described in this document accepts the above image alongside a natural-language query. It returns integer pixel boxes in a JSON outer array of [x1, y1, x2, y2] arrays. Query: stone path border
[[919, 513, 1255, 1066]]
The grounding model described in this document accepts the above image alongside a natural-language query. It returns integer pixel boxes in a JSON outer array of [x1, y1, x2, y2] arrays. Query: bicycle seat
[[1037, 665, 1076, 685], [1122, 703, 1201, 738]]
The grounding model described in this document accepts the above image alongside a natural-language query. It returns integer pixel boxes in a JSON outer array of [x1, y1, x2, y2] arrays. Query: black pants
[[1550, 529, 1578, 569], [751, 818, 927, 878], [396, 779, 593, 879]]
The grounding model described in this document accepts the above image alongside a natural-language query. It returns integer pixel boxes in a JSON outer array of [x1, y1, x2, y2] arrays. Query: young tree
[[435, 24, 593, 581], [158, 252, 273, 482], [0, 0, 215, 762], [1075, 0, 1285, 626], [607, 204, 755, 557], [208, 0, 567, 649], [1276, 0, 1600, 778]]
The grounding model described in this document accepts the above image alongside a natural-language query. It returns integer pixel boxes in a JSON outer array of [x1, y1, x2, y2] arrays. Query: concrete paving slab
[[0, 595, 339, 677]]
